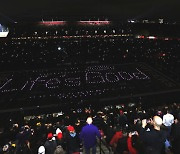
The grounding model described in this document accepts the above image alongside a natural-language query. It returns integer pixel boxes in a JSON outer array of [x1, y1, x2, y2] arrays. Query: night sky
[[0, 0, 180, 21]]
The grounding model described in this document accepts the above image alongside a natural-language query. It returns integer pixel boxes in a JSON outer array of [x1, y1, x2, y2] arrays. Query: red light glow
[[38, 21, 66, 26], [78, 21, 110, 26]]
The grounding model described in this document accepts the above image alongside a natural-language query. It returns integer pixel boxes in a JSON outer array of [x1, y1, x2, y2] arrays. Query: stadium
[[0, 0, 180, 153]]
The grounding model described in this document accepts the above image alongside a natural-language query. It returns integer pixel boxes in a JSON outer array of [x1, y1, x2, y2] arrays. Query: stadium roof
[[0, 0, 180, 23]]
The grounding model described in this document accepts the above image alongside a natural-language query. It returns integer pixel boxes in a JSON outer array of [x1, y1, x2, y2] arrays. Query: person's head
[[47, 133, 53, 140], [120, 110, 124, 115], [153, 116, 163, 130], [67, 125, 75, 133], [86, 117, 93, 125], [54, 145, 65, 154], [165, 109, 170, 114]]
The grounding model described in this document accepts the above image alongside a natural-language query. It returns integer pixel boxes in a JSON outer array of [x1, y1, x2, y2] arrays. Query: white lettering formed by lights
[[86, 72, 105, 84], [0, 67, 150, 93], [118, 72, 133, 80], [105, 73, 119, 82], [46, 78, 61, 89]]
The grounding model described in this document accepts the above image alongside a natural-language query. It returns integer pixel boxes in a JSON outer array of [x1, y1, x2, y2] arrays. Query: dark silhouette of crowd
[[0, 102, 179, 154]]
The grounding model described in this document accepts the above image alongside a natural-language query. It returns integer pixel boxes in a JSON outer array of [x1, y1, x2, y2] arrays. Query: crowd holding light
[[0, 36, 179, 81], [0, 22, 179, 110], [0, 64, 152, 104], [0, 62, 179, 112]]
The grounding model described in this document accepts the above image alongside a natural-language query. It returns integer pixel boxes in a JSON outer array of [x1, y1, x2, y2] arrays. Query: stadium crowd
[[0, 22, 180, 154], [0, 102, 179, 154], [0, 33, 179, 82]]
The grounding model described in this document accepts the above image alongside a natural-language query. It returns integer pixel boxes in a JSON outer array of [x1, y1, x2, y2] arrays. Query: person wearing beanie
[[66, 125, 80, 154], [44, 133, 57, 154], [67, 126, 75, 132], [80, 117, 101, 154], [117, 110, 128, 128], [55, 128, 63, 146]]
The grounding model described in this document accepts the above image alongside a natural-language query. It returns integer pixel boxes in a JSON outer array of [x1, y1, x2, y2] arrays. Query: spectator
[[66, 125, 80, 154], [54, 145, 65, 154], [80, 117, 101, 154], [163, 109, 174, 136], [109, 126, 123, 150], [127, 132, 139, 154], [139, 116, 167, 154], [117, 110, 128, 128], [104, 125, 115, 146], [15, 125, 32, 154], [171, 113, 180, 154], [55, 128, 63, 146], [115, 129, 128, 154], [44, 133, 57, 154]]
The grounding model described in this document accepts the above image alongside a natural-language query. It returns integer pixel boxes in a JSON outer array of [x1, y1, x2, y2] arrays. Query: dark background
[[0, 0, 180, 22]]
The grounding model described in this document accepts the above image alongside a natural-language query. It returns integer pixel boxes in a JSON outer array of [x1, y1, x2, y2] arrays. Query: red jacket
[[127, 137, 138, 154], [110, 131, 123, 146]]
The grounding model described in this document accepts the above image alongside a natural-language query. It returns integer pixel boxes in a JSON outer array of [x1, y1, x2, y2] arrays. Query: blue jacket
[[80, 124, 101, 149]]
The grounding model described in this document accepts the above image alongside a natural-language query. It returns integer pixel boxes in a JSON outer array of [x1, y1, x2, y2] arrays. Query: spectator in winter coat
[[44, 133, 57, 154], [80, 117, 101, 154], [139, 116, 167, 154], [109, 126, 123, 149], [127, 132, 138, 154], [115, 129, 128, 154], [66, 125, 80, 154]]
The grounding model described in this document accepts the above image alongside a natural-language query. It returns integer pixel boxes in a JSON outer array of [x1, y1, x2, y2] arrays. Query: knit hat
[[57, 132, 63, 139], [67, 125, 75, 132], [47, 133, 53, 140], [38, 146, 45, 154], [2, 144, 9, 152], [56, 128, 62, 134]]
